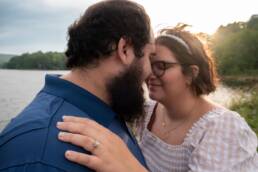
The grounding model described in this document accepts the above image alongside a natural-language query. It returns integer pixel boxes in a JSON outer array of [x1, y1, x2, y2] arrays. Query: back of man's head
[[65, 0, 151, 69]]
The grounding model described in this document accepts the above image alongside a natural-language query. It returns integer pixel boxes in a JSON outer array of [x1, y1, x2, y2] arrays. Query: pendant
[[162, 122, 166, 127]]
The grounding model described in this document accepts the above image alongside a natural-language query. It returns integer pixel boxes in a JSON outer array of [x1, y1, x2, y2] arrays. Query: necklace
[[161, 115, 188, 140], [160, 101, 198, 140]]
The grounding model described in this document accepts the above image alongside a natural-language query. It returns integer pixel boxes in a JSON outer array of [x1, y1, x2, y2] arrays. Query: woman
[[56, 26, 258, 172]]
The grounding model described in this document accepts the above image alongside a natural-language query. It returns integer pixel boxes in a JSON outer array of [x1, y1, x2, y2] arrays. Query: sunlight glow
[[135, 0, 258, 34], [41, 0, 258, 34]]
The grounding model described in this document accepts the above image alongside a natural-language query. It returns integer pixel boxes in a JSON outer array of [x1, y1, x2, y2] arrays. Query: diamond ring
[[92, 139, 100, 149]]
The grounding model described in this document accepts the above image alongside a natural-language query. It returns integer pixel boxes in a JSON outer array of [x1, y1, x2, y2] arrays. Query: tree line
[[3, 51, 66, 70]]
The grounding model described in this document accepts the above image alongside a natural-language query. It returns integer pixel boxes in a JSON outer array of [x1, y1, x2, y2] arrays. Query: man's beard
[[107, 62, 146, 123]]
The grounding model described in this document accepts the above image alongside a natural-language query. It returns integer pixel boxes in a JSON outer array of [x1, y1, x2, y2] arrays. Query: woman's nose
[[145, 73, 157, 84]]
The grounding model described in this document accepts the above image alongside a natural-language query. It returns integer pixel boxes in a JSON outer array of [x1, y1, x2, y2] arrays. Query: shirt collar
[[42, 74, 117, 127]]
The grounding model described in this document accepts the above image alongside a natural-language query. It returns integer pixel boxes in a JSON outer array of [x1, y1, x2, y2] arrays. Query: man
[[0, 0, 155, 171]]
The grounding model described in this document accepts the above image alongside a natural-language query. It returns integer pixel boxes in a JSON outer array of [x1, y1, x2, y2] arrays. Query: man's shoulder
[[0, 92, 92, 172], [0, 92, 64, 140], [0, 161, 92, 172], [0, 90, 88, 138]]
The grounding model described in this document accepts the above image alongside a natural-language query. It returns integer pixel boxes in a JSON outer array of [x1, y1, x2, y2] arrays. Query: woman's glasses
[[151, 60, 185, 78]]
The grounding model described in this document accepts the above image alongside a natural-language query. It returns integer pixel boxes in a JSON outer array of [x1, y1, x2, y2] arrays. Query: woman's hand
[[56, 116, 148, 172]]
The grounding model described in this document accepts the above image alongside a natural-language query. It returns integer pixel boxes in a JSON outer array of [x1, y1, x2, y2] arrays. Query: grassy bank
[[221, 75, 258, 90], [221, 75, 258, 137], [230, 91, 258, 136]]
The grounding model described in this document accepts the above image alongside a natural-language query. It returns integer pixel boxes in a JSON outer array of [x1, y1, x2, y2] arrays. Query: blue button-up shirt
[[0, 75, 146, 172]]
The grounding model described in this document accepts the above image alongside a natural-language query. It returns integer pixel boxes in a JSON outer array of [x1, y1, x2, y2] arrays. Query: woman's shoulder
[[187, 107, 257, 149], [144, 100, 157, 112], [188, 108, 258, 171], [143, 100, 157, 121], [134, 100, 157, 140], [205, 108, 254, 135]]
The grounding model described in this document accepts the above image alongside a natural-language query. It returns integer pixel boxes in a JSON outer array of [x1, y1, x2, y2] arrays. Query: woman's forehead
[[152, 45, 177, 61]]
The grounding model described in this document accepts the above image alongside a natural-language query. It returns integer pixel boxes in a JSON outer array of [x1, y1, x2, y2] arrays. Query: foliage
[[3, 51, 66, 70], [210, 16, 258, 76], [230, 91, 258, 137], [0, 54, 16, 67]]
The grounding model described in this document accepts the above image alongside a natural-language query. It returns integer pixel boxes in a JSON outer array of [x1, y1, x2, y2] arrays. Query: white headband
[[159, 34, 192, 55]]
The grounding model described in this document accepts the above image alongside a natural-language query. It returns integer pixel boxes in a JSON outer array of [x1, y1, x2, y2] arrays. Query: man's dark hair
[[65, 0, 151, 68]]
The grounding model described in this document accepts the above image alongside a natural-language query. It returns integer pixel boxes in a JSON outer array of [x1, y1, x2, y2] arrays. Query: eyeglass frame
[[151, 60, 189, 78]]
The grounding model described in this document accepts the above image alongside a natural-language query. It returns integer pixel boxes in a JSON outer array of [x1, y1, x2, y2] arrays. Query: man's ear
[[117, 37, 134, 65]]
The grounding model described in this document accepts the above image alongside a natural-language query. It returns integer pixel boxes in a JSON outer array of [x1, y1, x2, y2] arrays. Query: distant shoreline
[[0, 68, 67, 71]]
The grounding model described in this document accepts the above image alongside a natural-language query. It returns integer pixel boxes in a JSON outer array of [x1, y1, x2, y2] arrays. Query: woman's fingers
[[62, 116, 107, 131], [65, 150, 101, 170], [56, 116, 148, 172], [56, 121, 101, 139], [57, 116, 117, 142], [58, 132, 101, 154]]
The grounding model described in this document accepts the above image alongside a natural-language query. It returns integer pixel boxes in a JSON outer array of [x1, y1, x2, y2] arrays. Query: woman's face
[[147, 44, 191, 102]]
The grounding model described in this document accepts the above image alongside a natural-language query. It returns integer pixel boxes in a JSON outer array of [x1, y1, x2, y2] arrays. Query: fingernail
[[56, 122, 62, 128], [62, 116, 68, 120], [58, 132, 65, 139], [65, 150, 72, 158]]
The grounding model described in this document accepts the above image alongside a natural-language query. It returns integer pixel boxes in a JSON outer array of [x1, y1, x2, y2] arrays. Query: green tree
[[210, 17, 258, 75], [4, 51, 67, 70]]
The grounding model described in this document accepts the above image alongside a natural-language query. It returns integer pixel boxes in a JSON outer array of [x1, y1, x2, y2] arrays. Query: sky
[[0, 0, 257, 55]]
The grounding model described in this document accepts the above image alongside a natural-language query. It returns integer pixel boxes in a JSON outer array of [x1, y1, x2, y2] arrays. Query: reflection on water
[[0, 69, 243, 131], [208, 85, 244, 107]]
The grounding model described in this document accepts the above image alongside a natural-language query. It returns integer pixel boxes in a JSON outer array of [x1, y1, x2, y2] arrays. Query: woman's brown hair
[[156, 24, 219, 96]]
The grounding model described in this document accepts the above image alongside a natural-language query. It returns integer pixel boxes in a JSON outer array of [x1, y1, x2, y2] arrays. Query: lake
[[0, 69, 242, 131]]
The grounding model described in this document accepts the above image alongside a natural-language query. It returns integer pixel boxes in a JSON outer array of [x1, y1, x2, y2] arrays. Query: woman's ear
[[190, 65, 199, 79], [117, 37, 134, 65], [186, 65, 199, 85]]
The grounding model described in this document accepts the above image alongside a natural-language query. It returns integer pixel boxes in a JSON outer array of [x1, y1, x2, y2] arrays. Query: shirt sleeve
[[188, 111, 258, 172], [0, 162, 66, 172], [0, 162, 94, 172]]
